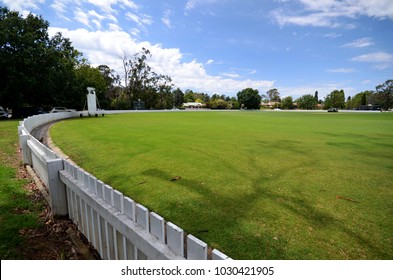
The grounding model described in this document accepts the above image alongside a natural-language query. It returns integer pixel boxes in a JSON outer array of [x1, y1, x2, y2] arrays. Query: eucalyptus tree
[[123, 48, 174, 109], [267, 88, 281, 102], [376, 79, 393, 110]]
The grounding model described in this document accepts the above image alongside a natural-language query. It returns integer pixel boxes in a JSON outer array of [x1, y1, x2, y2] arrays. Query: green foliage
[[0, 7, 83, 110], [184, 91, 196, 102], [376, 79, 393, 110], [74, 65, 110, 109], [52, 112, 393, 259], [296, 94, 317, 109], [209, 99, 227, 109], [237, 88, 261, 109], [110, 97, 130, 110], [122, 48, 174, 109], [281, 96, 294, 109], [346, 91, 373, 109], [173, 88, 185, 107], [324, 90, 345, 109], [267, 88, 281, 102]]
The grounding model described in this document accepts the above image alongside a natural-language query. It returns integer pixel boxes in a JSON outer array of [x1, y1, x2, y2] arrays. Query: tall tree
[[74, 65, 109, 109], [267, 88, 281, 102], [376, 79, 393, 110], [237, 88, 261, 109], [122, 48, 174, 109], [0, 7, 82, 112], [281, 96, 294, 109], [346, 91, 373, 109], [296, 94, 317, 110], [46, 32, 83, 108], [126, 47, 153, 103], [155, 74, 174, 109], [184, 90, 196, 102], [173, 88, 184, 107], [324, 90, 345, 109]]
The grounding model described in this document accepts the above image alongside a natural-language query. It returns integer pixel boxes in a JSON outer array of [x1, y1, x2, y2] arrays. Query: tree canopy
[[324, 90, 345, 109], [267, 88, 280, 102], [376, 79, 393, 111], [237, 88, 261, 109], [296, 94, 318, 110], [0, 7, 91, 111]]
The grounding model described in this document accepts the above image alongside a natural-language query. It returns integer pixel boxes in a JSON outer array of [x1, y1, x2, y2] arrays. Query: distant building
[[183, 102, 205, 109], [261, 101, 279, 108]]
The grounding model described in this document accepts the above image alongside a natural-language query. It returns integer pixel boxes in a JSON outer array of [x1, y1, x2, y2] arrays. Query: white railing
[[18, 112, 230, 260]]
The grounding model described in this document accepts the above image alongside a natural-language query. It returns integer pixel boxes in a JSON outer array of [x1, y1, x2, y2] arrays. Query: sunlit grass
[[0, 120, 43, 259], [51, 111, 393, 259]]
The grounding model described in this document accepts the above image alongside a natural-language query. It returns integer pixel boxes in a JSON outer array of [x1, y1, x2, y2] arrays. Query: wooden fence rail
[[18, 111, 231, 260]]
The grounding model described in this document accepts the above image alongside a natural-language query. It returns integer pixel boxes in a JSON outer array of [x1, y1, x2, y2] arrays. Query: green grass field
[[51, 111, 393, 259], [0, 120, 42, 259]]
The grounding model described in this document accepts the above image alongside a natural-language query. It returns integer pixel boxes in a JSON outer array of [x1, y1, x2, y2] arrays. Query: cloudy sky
[[2, 0, 393, 99]]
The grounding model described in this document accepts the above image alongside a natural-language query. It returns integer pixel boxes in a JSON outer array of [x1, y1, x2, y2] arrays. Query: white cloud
[[184, 0, 218, 12], [108, 23, 122, 32], [74, 8, 90, 27], [271, 0, 393, 27], [48, 27, 274, 95], [51, 0, 69, 16], [327, 68, 355, 73], [323, 32, 342, 38], [351, 51, 393, 62], [220, 72, 241, 79], [161, 9, 173, 29], [271, 9, 341, 27], [119, 0, 139, 10], [88, 10, 106, 21], [125, 12, 153, 27], [0, 0, 44, 12], [372, 63, 391, 70], [185, 0, 196, 11], [342, 37, 374, 48], [351, 51, 393, 70], [206, 59, 214, 65], [86, 0, 138, 14]]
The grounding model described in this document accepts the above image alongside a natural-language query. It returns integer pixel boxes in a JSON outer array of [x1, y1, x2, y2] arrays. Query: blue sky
[[2, 0, 393, 99]]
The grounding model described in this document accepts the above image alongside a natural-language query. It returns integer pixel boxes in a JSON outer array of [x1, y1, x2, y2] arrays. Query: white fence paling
[[18, 112, 231, 260]]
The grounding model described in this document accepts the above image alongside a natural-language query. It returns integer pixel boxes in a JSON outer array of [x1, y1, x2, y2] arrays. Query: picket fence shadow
[[18, 111, 230, 260]]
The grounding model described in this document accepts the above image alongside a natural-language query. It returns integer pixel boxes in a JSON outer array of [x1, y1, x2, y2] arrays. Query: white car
[[0, 106, 9, 119], [50, 107, 71, 113]]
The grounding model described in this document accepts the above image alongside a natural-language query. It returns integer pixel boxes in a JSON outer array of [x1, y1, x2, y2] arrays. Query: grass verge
[[0, 120, 43, 259]]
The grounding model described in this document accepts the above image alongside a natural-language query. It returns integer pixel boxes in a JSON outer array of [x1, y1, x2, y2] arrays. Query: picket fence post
[[47, 158, 68, 216]]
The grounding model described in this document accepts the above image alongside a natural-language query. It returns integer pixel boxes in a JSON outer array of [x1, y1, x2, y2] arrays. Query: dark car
[[327, 108, 338, 112]]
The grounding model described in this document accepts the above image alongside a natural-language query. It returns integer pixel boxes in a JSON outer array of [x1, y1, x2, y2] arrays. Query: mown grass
[[51, 111, 393, 259], [0, 120, 43, 259]]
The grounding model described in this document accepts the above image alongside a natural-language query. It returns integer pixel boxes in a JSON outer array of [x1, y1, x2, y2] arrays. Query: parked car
[[50, 107, 71, 113], [0, 106, 9, 119], [327, 108, 338, 112]]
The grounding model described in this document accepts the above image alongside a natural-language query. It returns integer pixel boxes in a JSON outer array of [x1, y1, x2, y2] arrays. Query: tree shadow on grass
[[141, 151, 392, 259]]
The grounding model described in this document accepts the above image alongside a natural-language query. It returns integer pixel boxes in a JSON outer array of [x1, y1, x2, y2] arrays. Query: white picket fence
[[18, 111, 230, 260]]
